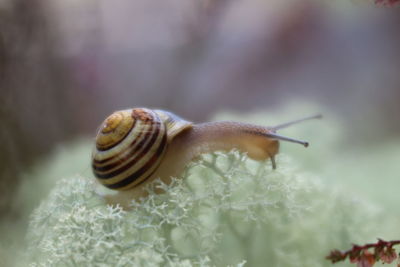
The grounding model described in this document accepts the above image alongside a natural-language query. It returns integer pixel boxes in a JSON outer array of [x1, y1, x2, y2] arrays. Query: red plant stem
[[349, 239, 400, 251], [327, 239, 400, 263]]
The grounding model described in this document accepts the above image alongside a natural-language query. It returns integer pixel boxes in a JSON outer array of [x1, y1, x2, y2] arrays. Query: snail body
[[92, 108, 320, 207]]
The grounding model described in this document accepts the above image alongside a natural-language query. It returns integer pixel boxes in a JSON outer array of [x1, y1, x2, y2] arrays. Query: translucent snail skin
[[92, 108, 321, 207]]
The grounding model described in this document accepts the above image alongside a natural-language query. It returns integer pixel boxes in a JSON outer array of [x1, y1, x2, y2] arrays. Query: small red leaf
[[357, 250, 376, 267], [379, 247, 397, 264]]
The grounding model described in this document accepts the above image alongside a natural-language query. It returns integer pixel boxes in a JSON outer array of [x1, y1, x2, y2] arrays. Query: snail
[[92, 108, 321, 207]]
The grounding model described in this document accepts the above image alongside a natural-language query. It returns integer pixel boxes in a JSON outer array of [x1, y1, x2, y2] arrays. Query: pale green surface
[[18, 152, 384, 267], [0, 139, 94, 267], [14, 138, 93, 217]]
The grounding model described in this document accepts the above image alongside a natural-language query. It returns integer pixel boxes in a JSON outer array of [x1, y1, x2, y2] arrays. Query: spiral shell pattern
[[92, 108, 168, 190]]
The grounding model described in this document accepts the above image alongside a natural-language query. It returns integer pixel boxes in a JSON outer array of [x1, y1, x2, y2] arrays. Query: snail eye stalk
[[263, 132, 309, 147], [271, 114, 322, 131]]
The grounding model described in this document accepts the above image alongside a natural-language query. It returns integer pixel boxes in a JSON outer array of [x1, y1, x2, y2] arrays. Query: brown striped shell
[[92, 108, 192, 190]]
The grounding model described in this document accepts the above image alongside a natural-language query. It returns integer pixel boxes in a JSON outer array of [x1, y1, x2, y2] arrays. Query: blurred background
[[0, 0, 399, 263]]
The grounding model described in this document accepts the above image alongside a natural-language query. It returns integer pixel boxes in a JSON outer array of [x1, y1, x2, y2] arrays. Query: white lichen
[[20, 151, 380, 267]]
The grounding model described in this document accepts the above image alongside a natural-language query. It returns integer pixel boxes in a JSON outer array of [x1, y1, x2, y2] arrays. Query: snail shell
[[92, 108, 192, 190]]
